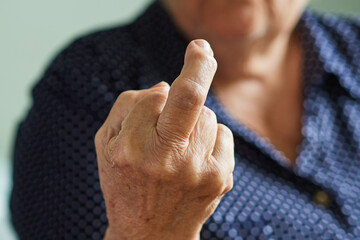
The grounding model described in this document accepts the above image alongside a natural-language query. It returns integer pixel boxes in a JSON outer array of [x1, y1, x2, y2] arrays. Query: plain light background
[[1, 0, 359, 239]]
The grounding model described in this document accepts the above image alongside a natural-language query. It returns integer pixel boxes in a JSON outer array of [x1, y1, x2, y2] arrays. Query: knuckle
[[188, 48, 217, 71], [147, 90, 168, 105], [118, 90, 136, 100], [200, 106, 217, 123], [188, 47, 209, 62], [139, 151, 184, 183], [170, 80, 205, 111], [189, 48, 217, 67], [223, 178, 234, 194], [106, 134, 142, 168], [182, 174, 201, 190], [210, 174, 226, 196], [105, 136, 119, 163], [218, 124, 234, 140], [203, 164, 227, 196], [156, 127, 188, 153], [206, 55, 218, 71], [116, 90, 143, 106]]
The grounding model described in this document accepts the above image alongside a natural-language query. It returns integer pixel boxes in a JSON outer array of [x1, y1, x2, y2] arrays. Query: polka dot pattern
[[10, 1, 360, 239]]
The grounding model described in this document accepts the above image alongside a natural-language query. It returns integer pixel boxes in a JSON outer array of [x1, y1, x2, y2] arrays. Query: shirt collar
[[298, 9, 360, 99]]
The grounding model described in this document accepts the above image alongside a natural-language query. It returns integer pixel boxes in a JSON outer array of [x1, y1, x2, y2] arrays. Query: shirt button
[[313, 190, 331, 208]]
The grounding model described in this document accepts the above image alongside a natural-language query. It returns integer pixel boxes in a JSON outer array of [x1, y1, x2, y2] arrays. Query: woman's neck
[[210, 30, 301, 84], [210, 30, 304, 167]]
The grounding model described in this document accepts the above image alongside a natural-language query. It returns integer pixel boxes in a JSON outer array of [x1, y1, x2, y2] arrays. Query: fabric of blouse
[[10, 1, 360, 239]]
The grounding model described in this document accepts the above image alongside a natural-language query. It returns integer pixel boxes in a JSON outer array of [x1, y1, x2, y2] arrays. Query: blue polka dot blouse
[[11, 1, 360, 239]]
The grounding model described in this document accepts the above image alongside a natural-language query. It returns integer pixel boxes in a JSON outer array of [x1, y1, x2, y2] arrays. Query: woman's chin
[[206, 21, 268, 42], [201, 7, 268, 41]]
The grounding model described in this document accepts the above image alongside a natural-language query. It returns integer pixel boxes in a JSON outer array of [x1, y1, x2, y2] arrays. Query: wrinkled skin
[[95, 40, 235, 240]]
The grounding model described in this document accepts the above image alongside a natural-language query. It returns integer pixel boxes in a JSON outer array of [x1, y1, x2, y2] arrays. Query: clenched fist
[[95, 40, 235, 240]]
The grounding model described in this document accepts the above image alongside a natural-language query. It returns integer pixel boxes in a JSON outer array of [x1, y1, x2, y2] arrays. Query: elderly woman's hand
[[95, 40, 235, 240]]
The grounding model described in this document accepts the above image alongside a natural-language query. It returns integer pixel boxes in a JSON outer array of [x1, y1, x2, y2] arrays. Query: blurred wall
[[1, 0, 360, 163], [0, 0, 151, 162]]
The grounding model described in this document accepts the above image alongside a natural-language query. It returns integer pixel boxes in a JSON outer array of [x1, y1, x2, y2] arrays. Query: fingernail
[[193, 39, 213, 57]]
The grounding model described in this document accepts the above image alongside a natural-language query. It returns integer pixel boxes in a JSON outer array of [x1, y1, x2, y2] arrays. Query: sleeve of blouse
[[10, 33, 137, 239]]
